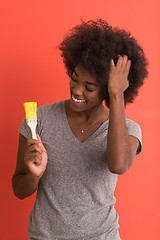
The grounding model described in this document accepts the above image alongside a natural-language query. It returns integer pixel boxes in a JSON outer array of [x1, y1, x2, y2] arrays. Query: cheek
[[89, 92, 102, 103], [96, 89, 103, 101], [70, 80, 76, 90], [69, 81, 73, 91]]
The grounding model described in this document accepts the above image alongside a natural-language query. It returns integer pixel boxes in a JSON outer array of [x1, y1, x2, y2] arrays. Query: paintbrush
[[23, 102, 37, 140]]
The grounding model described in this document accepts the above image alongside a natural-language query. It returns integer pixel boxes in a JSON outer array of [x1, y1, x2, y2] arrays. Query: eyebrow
[[74, 70, 98, 87]]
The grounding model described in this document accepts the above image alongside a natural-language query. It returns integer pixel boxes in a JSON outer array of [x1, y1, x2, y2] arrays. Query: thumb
[[36, 134, 46, 152]]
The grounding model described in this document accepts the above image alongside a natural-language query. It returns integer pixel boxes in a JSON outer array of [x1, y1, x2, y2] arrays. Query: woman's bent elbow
[[108, 162, 128, 175]]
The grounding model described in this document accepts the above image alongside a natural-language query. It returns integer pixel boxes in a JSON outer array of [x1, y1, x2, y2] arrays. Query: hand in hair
[[108, 55, 131, 98]]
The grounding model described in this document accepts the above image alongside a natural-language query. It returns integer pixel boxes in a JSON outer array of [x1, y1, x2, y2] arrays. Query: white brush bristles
[[26, 119, 37, 140]]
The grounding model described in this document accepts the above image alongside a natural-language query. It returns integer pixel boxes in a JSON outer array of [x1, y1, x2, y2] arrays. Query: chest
[[68, 118, 104, 143]]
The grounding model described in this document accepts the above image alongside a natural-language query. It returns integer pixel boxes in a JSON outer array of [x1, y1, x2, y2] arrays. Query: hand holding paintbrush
[[12, 103, 48, 199], [23, 102, 48, 178], [23, 134, 48, 178]]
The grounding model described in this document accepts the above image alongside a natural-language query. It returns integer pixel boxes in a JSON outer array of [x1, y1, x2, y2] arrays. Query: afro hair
[[58, 19, 148, 108]]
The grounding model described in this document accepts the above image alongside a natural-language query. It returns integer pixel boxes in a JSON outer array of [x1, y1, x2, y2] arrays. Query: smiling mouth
[[72, 95, 86, 103]]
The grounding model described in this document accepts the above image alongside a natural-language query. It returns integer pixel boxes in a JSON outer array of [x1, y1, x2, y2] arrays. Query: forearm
[[12, 172, 40, 200], [107, 93, 131, 174]]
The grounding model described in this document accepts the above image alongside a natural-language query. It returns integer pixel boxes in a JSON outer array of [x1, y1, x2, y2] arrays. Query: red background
[[0, 0, 160, 239]]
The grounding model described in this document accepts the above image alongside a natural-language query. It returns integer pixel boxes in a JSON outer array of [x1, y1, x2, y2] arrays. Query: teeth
[[72, 96, 86, 103]]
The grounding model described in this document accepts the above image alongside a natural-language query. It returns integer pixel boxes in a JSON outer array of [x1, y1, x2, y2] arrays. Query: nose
[[72, 84, 84, 96]]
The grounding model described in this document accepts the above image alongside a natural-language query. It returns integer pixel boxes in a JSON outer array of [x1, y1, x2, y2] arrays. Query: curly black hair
[[58, 19, 148, 108]]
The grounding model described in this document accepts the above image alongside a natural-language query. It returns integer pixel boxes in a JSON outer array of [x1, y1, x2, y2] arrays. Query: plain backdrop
[[0, 0, 160, 239]]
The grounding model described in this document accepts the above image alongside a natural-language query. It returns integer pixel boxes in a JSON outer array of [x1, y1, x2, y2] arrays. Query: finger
[[121, 55, 128, 69], [33, 154, 42, 166], [125, 59, 131, 75], [116, 55, 123, 69], [37, 134, 46, 152], [37, 134, 43, 144], [25, 152, 42, 165], [27, 138, 38, 147], [110, 59, 115, 68], [126, 81, 129, 91], [28, 144, 42, 154], [27, 156, 42, 166]]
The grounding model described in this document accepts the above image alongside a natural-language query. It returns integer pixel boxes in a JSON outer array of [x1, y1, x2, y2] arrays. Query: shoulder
[[36, 101, 65, 138], [126, 118, 142, 155], [37, 101, 65, 118], [126, 118, 141, 133], [38, 100, 64, 112]]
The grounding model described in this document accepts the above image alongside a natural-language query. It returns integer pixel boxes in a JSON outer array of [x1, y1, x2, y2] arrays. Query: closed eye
[[71, 77, 78, 82], [85, 86, 95, 92], [71, 77, 95, 92]]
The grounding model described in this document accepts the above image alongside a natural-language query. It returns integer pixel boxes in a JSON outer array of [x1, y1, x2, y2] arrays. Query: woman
[[12, 19, 148, 240]]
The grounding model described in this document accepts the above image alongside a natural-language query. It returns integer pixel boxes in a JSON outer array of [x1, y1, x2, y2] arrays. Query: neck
[[77, 105, 104, 122], [66, 100, 105, 123]]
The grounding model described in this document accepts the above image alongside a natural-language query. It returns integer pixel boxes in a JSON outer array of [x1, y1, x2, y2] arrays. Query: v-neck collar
[[61, 101, 109, 144]]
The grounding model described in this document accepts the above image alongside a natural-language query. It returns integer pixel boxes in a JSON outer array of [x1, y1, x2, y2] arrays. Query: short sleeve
[[126, 119, 142, 155], [18, 118, 32, 139]]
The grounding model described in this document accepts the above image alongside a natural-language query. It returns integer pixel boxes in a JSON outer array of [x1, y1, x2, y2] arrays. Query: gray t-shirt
[[18, 101, 142, 240]]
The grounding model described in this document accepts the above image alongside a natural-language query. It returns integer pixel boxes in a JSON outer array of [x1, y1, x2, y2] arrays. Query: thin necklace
[[80, 119, 99, 134], [74, 107, 102, 134]]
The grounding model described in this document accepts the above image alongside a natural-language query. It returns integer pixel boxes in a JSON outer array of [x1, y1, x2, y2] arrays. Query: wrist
[[109, 92, 124, 100], [27, 171, 41, 183]]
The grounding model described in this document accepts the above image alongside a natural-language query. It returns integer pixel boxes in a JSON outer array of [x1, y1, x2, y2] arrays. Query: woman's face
[[69, 66, 103, 113]]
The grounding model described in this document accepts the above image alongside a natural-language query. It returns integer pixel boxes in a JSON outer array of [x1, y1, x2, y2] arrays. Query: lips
[[72, 95, 86, 103]]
